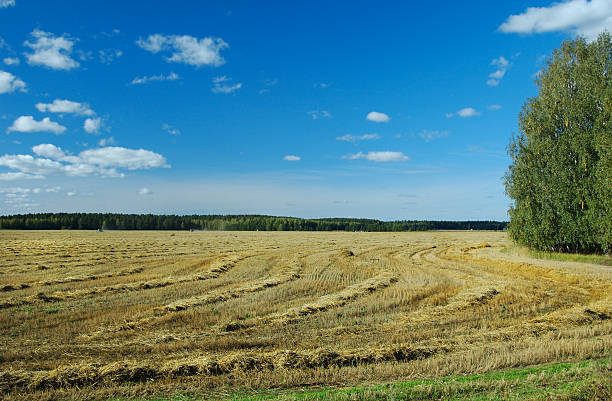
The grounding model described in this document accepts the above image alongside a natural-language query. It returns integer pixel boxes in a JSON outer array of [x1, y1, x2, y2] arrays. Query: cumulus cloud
[[211, 76, 242, 93], [162, 123, 180, 135], [84, 117, 102, 134], [366, 111, 390, 123], [78, 147, 168, 170], [0, 144, 169, 179], [418, 130, 449, 142], [7, 116, 66, 134], [446, 107, 481, 118], [499, 0, 612, 40], [136, 34, 229, 67], [3, 57, 19, 65], [336, 133, 381, 142], [0, 70, 26, 93], [487, 56, 510, 86], [24, 29, 79, 70], [307, 110, 332, 120], [138, 187, 152, 195], [0, 0, 15, 7], [36, 99, 95, 115], [130, 71, 179, 85], [32, 143, 66, 159], [343, 151, 409, 162], [283, 155, 301, 161]]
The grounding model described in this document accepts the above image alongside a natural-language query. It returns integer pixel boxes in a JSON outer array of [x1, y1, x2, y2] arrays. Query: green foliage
[[0, 212, 507, 232], [505, 33, 612, 254]]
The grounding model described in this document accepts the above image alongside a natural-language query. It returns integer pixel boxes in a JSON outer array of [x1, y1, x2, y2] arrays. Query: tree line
[[0, 213, 508, 232]]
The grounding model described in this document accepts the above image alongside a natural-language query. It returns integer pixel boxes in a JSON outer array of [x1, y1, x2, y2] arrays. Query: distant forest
[[0, 213, 508, 232]]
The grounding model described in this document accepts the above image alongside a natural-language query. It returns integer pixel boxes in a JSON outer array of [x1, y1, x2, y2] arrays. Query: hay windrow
[[163, 258, 303, 312], [0, 344, 440, 392], [1, 230, 611, 399], [0, 256, 244, 309], [221, 271, 399, 331]]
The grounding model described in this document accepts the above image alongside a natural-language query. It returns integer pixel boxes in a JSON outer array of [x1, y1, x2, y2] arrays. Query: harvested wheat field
[[0, 230, 610, 400]]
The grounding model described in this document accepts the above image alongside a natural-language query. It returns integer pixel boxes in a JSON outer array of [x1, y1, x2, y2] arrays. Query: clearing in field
[[0, 230, 611, 400]]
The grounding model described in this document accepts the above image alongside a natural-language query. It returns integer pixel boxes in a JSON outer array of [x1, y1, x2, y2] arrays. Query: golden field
[[0, 230, 610, 400]]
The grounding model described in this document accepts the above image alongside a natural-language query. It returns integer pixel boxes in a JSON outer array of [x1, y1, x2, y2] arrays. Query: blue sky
[[1, 0, 610, 220]]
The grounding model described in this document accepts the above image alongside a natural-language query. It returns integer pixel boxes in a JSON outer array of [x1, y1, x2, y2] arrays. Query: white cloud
[[98, 49, 122, 64], [418, 130, 449, 142], [0, 172, 44, 181], [491, 56, 509, 70], [78, 147, 169, 170], [315, 82, 330, 88], [366, 111, 390, 123], [0, 154, 64, 175], [447, 107, 481, 118], [343, 151, 409, 162], [211, 76, 242, 93], [3, 57, 19, 65], [36, 99, 95, 115], [76, 50, 93, 61], [0, 70, 26, 93], [307, 110, 332, 120], [336, 133, 381, 142], [458, 107, 480, 117], [488, 104, 502, 110], [24, 29, 79, 70], [283, 155, 301, 161], [130, 71, 179, 85], [97, 137, 116, 146], [487, 56, 511, 87], [0, 0, 15, 7], [0, 187, 31, 194], [84, 117, 102, 134], [0, 144, 169, 179], [139, 187, 152, 195], [499, 0, 612, 40], [32, 143, 66, 159], [0, 187, 60, 208], [97, 29, 121, 39], [162, 123, 180, 135], [136, 34, 229, 67], [7, 116, 66, 134]]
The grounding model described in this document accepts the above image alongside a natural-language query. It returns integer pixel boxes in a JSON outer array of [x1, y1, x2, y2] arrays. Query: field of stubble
[[0, 230, 610, 400]]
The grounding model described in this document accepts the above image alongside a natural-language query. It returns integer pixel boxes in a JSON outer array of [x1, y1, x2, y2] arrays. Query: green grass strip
[[106, 358, 612, 401], [501, 246, 612, 266]]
